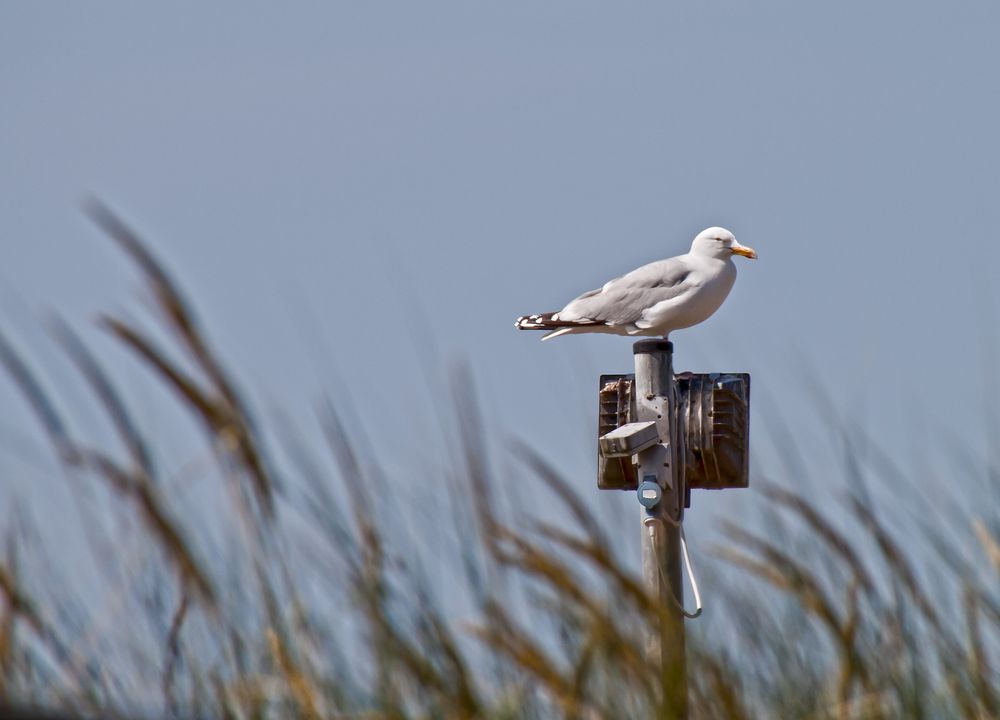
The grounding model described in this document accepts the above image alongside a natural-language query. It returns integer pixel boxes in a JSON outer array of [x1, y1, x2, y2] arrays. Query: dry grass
[[0, 203, 998, 719]]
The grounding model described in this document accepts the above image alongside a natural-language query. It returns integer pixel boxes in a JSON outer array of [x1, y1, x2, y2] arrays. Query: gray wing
[[558, 257, 696, 326]]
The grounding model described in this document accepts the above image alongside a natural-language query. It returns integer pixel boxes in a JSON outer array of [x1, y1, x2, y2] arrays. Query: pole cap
[[632, 339, 673, 355]]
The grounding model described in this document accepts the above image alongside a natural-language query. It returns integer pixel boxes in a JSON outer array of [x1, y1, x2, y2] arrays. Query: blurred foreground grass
[[1, 204, 999, 719]]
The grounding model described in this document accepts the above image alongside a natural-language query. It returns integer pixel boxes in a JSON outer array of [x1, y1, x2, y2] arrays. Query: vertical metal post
[[633, 339, 686, 718]]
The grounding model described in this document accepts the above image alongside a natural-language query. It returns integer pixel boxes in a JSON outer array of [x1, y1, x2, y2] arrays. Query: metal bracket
[[598, 421, 659, 457]]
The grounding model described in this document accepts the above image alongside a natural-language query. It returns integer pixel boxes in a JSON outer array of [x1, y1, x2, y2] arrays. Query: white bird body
[[516, 227, 756, 340]]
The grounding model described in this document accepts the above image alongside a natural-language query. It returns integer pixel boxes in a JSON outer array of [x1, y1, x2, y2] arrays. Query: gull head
[[690, 226, 757, 261]]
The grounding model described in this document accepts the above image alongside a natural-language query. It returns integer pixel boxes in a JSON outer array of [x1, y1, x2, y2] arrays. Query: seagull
[[515, 227, 756, 340]]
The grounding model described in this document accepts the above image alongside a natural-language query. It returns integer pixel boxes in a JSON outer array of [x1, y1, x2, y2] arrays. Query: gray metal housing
[[597, 372, 750, 493]]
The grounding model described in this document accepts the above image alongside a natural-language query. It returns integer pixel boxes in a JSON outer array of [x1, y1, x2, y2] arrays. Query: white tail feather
[[541, 327, 578, 341]]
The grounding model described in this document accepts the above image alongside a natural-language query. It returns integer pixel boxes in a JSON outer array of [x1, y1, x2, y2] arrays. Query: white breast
[[641, 259, 736, 334]]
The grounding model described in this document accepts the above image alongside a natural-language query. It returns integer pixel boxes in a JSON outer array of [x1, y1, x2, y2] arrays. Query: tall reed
[[0, 204, 997, 719]]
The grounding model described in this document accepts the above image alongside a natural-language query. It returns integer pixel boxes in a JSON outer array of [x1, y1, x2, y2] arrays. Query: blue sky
[[2, 1, 1000, 563]]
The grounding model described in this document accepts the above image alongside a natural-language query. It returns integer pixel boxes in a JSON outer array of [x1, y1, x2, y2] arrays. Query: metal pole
[[633, 339, 686, 718]]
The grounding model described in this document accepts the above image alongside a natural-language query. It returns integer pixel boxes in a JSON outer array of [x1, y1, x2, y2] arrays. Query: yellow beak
[[731, 244, 758, 259]]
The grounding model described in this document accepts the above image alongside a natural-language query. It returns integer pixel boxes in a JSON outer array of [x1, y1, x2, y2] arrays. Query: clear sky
[[3, 1, 1000, 557]]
